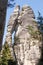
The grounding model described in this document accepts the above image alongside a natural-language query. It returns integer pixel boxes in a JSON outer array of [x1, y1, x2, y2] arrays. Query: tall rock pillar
[[5, 5, 20, 60], [14, 5, 41, 65]]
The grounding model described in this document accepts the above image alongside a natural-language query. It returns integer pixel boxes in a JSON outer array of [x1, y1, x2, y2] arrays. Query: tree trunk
[[0, 0, 8, 51]]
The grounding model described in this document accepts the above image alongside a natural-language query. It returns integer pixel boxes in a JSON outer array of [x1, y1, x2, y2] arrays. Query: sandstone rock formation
[[5, 5, 42, 65], [6, 5, 20, 60]]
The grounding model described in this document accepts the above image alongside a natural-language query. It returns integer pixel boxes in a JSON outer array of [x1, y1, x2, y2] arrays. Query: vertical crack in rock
[[5, 5, 20, 61]]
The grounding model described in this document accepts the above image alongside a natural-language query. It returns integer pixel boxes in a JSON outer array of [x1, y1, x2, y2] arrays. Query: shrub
[[1, 42, 14, 65]]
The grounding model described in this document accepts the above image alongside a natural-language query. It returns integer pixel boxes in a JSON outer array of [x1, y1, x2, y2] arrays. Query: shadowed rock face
[[0, 0, 8, 51], [6, 5, 42, 65]]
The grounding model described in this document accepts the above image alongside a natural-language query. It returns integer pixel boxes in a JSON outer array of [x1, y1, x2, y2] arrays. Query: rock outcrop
[[5, 5, 42, 65], [5, 5, 20, 60]]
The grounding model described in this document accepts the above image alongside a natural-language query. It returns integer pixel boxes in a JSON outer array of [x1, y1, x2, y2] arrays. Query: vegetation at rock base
[[0, 42, 15, 65]]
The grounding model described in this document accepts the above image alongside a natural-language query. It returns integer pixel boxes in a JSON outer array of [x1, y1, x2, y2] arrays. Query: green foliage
[[37, 11, 43, 33], [26, 25, 34, 31], [0, 56, 2, 65], [0, 42, 14, 65], [26, 25, 41, 40], [8, 0, 15, 8]]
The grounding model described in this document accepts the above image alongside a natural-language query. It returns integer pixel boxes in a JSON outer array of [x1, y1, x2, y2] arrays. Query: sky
[[3, 0, 43, 44]]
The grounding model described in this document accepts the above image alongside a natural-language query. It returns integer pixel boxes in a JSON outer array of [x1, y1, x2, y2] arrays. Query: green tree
[[8, 0, 15, 8], [1, 42, 14, 65], [37, 11, 43, 65], [37, 11, 43, 33]]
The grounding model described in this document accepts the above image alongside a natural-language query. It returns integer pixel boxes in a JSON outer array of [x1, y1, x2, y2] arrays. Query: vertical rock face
[[6, 5, 20, 60], [6, 5, 42, 65]]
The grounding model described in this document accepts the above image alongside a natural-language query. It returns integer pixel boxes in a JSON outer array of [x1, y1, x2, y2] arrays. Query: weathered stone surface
[[5, 5, 42, 65], [14, 38, 41, 65], [5, 5, 20, 60]]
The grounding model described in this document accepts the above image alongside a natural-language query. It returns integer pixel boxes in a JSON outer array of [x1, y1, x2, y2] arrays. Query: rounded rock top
[[22, 5, 31, 10], [21, 5, 35, 18], [13, 5, 20, 12]]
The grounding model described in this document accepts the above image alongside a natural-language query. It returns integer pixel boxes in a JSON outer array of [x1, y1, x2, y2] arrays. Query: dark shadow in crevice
[[8, 59, 17, 65], [36, 33, 43, 65], [8, 50, 18, 65]]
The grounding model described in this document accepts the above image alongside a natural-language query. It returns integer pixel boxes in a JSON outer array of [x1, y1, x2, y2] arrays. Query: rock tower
[[5, 5, 20, 60], [6, 5, 42, 65]]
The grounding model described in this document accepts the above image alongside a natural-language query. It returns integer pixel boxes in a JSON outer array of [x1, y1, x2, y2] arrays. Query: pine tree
[[1, 42, 14, 65], [37, 11, 43, 33]]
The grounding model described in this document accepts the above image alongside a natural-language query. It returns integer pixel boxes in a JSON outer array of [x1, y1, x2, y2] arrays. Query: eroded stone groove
[[5, 5, 42, 65]]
